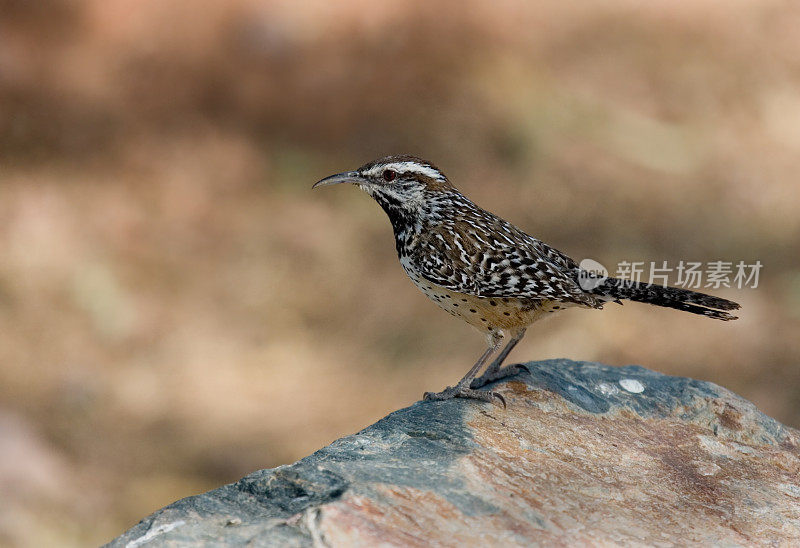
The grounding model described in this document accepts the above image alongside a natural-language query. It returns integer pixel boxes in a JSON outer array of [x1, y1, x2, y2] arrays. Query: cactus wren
[[313, 155, 740, 406]]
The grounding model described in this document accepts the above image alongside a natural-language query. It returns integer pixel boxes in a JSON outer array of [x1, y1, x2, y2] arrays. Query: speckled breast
[[400, 259, 569, 333]]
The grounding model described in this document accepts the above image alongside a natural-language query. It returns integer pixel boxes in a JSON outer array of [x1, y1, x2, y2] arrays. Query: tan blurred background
[[1, 0, 800, 545]]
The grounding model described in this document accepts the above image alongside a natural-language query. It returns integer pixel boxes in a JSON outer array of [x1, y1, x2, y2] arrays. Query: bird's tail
[[589, 277, 740, 321]]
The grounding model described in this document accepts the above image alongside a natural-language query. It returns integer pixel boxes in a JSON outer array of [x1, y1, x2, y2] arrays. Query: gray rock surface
[[106, 359, 800, 547]]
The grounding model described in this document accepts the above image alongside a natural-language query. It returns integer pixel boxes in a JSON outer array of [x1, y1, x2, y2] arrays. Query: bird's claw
[[423, 386, 506, 408], [470, 363, 530, 389]]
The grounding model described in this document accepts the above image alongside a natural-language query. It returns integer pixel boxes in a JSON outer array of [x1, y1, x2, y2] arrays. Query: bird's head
[[313, 155, 454, 214]]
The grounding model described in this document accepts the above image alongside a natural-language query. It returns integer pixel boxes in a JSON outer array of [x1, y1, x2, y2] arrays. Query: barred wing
[[409, 219, 600, 308]]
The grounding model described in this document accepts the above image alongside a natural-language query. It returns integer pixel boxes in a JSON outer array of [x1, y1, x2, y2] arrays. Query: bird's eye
[[382, 169, 397, 181]]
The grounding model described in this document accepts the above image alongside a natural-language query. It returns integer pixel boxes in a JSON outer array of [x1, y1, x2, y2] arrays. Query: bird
[[313, 155, 740, 406]]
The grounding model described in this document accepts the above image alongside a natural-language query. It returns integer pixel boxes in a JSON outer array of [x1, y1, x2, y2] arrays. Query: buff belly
[[403, 270, 571, 333]]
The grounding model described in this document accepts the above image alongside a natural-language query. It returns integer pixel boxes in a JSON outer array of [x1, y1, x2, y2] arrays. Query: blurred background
[[1, 0, 799, 545]]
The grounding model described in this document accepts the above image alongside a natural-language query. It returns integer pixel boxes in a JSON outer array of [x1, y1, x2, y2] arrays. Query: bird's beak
[[312, 171, 364, 189]]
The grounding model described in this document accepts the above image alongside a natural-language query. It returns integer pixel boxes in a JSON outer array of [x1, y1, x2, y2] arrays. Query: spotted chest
[[400, 257, 572, 333]]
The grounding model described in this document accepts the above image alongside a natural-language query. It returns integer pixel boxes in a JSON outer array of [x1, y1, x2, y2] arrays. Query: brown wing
[[409, 211, 601, 309]]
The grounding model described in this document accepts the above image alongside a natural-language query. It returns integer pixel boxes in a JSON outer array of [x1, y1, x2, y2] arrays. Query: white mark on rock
[[597, 382, 620, 396], [698, 435, 734, 458], [304, 507, 328, 548], [619, 378, 645, 393], [126, 520, 186, 548], [693, 460, 721, 476], [780, 483, 800, 499], [730, 442, 756, 455]]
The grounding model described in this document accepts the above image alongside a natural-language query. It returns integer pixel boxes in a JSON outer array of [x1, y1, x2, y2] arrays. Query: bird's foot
[[423, 385, 506, 408], [470, 363, 530, 389]]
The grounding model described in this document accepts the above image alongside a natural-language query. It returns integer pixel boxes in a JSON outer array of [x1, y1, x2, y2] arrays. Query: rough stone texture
[[106, 359, 800, 547]]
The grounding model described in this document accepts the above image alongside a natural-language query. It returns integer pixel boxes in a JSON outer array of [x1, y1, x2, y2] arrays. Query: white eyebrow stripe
[[363, 161, 445, 181]]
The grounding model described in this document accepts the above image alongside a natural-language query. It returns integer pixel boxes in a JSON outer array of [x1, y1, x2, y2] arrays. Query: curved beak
[[312, 171, 365, 189]]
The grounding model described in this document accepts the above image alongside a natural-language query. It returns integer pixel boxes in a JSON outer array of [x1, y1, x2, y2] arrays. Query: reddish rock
[[107, 359, 800, 547]]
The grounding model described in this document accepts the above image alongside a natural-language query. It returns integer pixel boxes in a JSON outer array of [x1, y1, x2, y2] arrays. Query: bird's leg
[[470, 328, 528, 389], [424, 333, 505, 406]]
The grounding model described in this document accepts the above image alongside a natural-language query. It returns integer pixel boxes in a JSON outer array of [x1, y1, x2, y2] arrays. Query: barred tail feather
[[592, 277, 740, 321]]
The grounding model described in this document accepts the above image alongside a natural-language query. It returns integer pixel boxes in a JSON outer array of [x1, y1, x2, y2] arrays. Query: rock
[[106, 359, 800, 547]]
